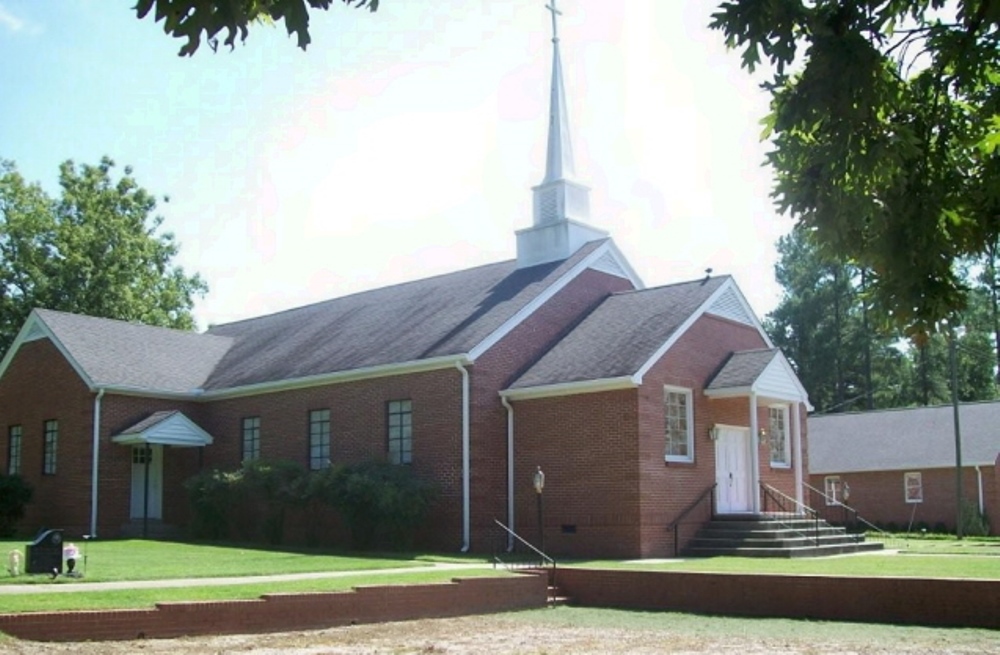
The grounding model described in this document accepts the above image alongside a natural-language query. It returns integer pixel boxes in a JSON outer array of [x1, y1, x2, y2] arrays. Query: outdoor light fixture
[[758, 427, 769, 445], [533, 466, 545, 494], [533, 466, 545, 553], [708, 425, 720, 441]]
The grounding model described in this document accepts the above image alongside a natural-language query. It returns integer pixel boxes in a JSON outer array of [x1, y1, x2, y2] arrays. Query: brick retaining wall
[[555, 568, 1000, 629], [0, 574, 547, 642]]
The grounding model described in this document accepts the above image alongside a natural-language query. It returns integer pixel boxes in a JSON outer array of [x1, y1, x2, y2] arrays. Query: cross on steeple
[[545, 0, 561, 43]]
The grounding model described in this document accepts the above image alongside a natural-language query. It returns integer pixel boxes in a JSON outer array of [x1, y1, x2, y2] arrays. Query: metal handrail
[[492, 519, 556, 602], [760, 483, 821, 546], [667, 483, 716, 556], [801, 480, 888, 539]]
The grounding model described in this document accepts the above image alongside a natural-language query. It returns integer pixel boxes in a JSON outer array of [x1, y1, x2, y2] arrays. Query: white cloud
[[0, 4, 25, 33]]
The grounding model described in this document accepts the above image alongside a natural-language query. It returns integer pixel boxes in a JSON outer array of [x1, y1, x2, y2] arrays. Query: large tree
[[135, 0, 379, 56], [711, 1, 1000, 339], [0, 157, 207, 355]]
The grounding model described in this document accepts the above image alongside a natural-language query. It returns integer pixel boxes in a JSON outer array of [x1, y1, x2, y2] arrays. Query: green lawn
[[0, 568, 510, 613], [0, 539, 483, 585]]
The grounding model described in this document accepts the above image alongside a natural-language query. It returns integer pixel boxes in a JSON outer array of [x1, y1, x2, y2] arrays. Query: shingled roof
[[508, 276, 728, 390], [810, 402, 1000, 474], [203, 240, 607, 389], [706, 348, 780, 390], [6, 240, 620, 395], [33, 309, 233, 393]]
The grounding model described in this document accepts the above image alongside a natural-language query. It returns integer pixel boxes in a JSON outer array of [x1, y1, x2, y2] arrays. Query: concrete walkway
[[0, 562, 493, 594]]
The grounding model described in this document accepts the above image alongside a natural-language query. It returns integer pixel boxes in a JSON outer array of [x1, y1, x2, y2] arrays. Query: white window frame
[[768, 405, 790, 468], [824, 475, 841, 506], [664, 386, 694, 463], [308, 409, 331, 470], [904, 471, 923, 503]]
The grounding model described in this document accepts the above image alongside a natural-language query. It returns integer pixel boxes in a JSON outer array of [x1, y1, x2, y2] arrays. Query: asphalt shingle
[[707, 348, 780, 390]]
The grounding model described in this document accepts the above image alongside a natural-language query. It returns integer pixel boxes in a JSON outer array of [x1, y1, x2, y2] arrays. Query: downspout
[[792, 402, 803, 507], [501, 395, 515, 552], [456, 362, 471, 552], [976, 465, 984, 516], [749, 391, 761, 514], [89, 388, 105, 537]]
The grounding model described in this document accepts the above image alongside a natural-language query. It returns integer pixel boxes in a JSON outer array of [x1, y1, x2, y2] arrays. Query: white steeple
[[516, 0, 606, 269]]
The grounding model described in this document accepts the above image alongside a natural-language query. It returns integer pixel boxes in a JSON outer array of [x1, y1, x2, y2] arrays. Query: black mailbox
[[26, 528, 64, 575]]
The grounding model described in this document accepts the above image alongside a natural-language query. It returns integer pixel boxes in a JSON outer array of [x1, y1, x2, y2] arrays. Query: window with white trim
[[42, 419, 58, 475], [242, 417, 260, 462], [768, 406, 790, 466], [904, 471, 923, 503], [8, 425, 22, 475], [387, 400, 412, 465], [824, 475, 841, 506], [664, 387, 694, 462], [308, 409, 331, 470]]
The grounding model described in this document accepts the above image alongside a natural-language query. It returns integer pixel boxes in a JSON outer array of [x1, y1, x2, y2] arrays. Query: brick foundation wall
[[0, 574, 546, 643], [809, 466, 996, 535], [555, 568, 1000, 629]]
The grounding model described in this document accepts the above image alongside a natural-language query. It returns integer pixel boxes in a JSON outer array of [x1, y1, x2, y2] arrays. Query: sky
[[0, 0, 791, 330]]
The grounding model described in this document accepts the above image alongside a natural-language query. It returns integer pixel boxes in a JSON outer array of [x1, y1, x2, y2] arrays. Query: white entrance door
[[130, 445, 163, 520], [715, 427, 752, 513]]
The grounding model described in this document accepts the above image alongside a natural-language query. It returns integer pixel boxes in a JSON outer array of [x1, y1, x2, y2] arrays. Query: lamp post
[[533, 466, 545, 553]]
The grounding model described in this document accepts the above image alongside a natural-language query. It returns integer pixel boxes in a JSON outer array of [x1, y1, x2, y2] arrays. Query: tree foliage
[[768, 226, 997, 412], [135, 0, 379, 56], [0, 157, 207, 356], [711, 1, 1000, 338], [0, 473, 33, 538]]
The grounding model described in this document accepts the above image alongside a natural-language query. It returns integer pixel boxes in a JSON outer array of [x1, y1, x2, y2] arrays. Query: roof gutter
[[89, 387, 105, 537], [976, 465, 984, 516], [501, 395, 515, 552], [456, 361, 471, 552]]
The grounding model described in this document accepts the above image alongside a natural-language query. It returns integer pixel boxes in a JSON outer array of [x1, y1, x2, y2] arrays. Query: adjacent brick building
[[0, 12, 811, 558], [809, 402, 1000, 535]]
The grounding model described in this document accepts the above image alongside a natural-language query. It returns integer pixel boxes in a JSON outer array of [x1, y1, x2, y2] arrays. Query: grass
[[572, 553, 1000, 578], [0, 568, 510, 613], [0, 539, 484, 585]]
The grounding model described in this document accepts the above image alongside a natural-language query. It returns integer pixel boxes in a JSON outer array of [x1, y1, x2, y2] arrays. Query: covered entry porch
[[111, 410, 213, 538]]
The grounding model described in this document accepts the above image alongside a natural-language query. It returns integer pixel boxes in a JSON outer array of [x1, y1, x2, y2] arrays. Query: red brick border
[[0, 574, 547, 642], [555, 568, 1000, 629]]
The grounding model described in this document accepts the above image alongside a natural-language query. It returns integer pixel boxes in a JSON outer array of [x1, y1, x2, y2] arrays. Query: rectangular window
[[904, 471, 923, 503], [768, 406, 790, 466], [664, 387, 694, 462], [7, 425, 22, 475], [309, 409, 331, 470], [824, 475, 841, 506], [387, 400, 412, 465], [242, 417, 261, 462], [42, 420, 58, 475]]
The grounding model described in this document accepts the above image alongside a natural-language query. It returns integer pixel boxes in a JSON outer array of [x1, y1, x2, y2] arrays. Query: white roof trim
[[202, 354, 469, 400], [468, 240, 642, 362], [111, 412, 213, 447], [811, 461, 996, 475], [500, 376, 637, 401], [0, 310, 96, 390], [704, 352, 812, 408], [633, 277, 774, 383]]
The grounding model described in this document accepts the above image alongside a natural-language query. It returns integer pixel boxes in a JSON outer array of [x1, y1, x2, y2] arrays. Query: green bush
[[0, 474, 33, 537], [183, 468, 239, 540], [960, 500, 990, 537], [308, 461, 437, 550]]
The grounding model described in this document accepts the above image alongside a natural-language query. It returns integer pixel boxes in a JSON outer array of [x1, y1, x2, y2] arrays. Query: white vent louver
[[707, 286, 754, 326], [589, 250, 628, 279]]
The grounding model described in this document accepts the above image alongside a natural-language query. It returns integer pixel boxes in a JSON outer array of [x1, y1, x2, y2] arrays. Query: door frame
[[714, 425, 753, 514], [130, 444, 163, 520]]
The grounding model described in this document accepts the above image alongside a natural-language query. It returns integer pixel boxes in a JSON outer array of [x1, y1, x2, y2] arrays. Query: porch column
[[749, 391, 761, 514], [792, 401, 803, 506]]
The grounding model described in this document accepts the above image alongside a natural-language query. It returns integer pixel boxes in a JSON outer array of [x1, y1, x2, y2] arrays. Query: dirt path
[[3, 610, 998, 654]]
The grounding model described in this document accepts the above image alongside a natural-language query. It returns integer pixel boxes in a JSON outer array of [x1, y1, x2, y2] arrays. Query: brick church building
[[0, 6, 810, 558]]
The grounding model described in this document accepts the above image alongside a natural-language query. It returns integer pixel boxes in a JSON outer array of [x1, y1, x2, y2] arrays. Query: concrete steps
[[684, 515, 883, 558]]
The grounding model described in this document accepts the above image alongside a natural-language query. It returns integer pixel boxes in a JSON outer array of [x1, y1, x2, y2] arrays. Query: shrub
[[960, 500, 990, 537], [0, 474, 33, 537], [183, 468, 239, 540], [308, 461, 437, 550]]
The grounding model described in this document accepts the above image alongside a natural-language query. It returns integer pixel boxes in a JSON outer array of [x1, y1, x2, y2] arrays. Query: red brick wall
[[555, 567, 1000, 629], [0, 338, 95, 536], [196, 368, 465, 550], [513, 389, 641, 558], [0, 573, 546, 643], [810, 466, 997, 535], [469, 269, 633, 550]]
